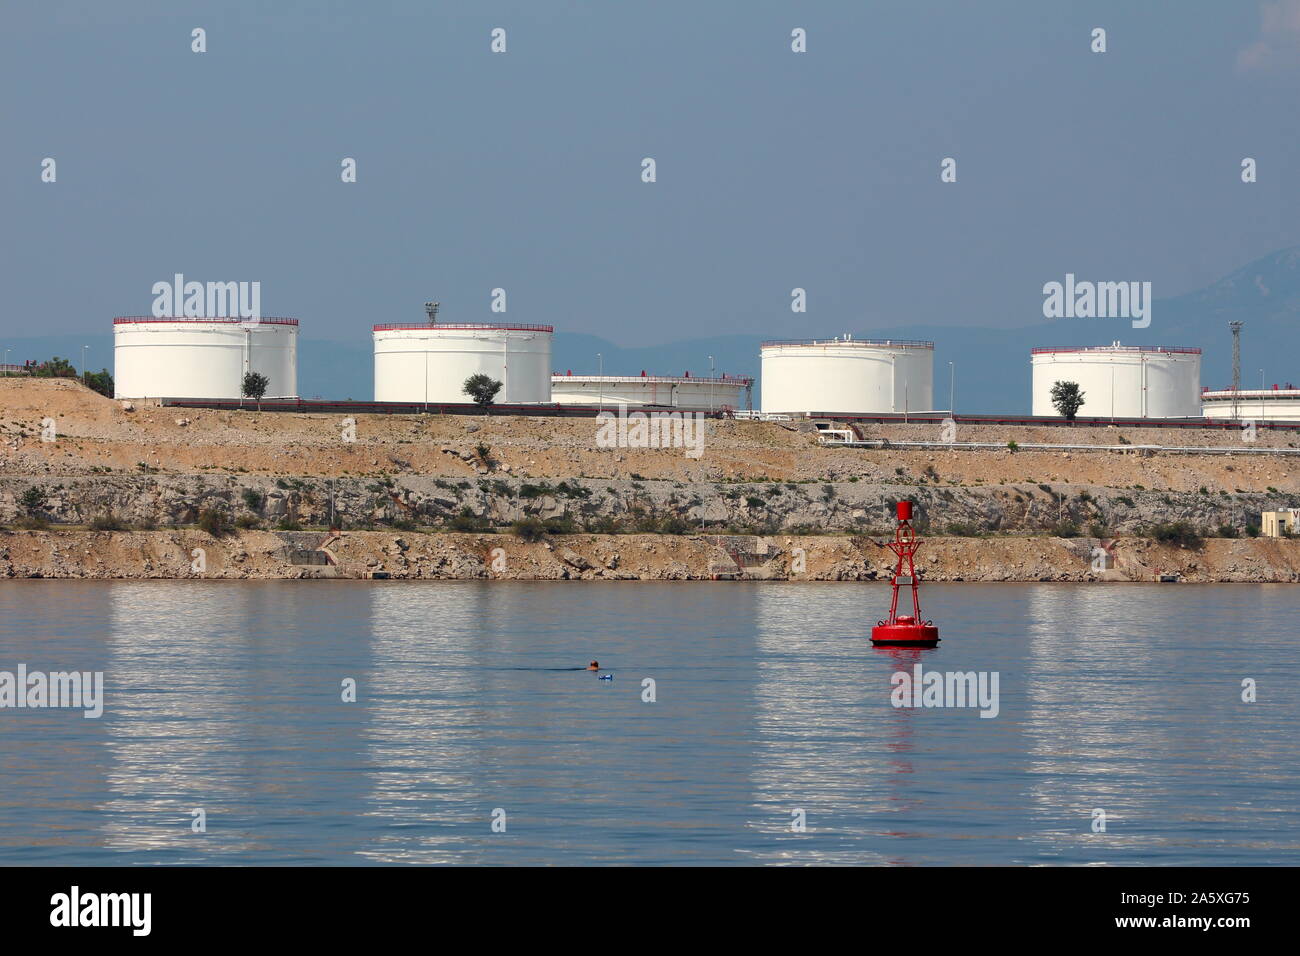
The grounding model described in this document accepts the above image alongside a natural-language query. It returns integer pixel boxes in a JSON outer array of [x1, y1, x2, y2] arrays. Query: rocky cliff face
[[0, 473, 1284, 537], [2, 528, 1298, 583]]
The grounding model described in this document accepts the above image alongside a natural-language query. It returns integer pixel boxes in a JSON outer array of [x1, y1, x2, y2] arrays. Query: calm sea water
[[0, 581, 1296, 866]]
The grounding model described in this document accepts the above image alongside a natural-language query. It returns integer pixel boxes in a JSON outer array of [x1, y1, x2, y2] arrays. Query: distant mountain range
[[9, 247, 1299, 413]]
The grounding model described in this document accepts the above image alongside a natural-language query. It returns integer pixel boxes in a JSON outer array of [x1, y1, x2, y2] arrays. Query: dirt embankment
[[3, 378, 1297, 492]]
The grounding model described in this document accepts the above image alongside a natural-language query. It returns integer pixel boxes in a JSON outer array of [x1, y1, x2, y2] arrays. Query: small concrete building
[[1261, 510, 1299, 537]]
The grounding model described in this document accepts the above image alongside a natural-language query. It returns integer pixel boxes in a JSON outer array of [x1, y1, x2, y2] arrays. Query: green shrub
[[18, 487, 47, 515], [89, 512, 126, 531], [449, 508, 488, 533], [628, 511, 662, 534], [543, 516, 578, 535], [1215, 524, 1239, 539], [511, 517, 547, 541], [656, 515, 692, 535], [1150, 521, 1203, 549], [198, 508, 233, 537]]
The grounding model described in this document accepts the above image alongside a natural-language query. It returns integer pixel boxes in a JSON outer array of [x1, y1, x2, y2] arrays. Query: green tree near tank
[[242, 371, 269, 410], [28, 357, 113, 396], [84, 369, 114, 398], [1050, 381, 1086, 421], [463, 373, 502, 408], [31, 357, 76, 378]]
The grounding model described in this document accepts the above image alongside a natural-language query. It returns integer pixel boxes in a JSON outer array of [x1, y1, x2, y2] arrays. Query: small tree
[[463, 373, 502, 408], [19, 487, 47, 516], [242, 371, 269, 410], [1050, 380, 1086, 421]]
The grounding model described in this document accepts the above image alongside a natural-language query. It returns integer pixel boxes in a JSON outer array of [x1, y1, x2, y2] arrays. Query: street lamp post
[[597, 353, 603, 412], [81, 345, 89, 386], [709, 355, 715, 414], [1261, 369, 1266, 420], [948, 361, 955, 414]]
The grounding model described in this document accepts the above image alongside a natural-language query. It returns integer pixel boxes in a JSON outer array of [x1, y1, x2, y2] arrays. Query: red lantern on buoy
[[871, 501, 940, 646]]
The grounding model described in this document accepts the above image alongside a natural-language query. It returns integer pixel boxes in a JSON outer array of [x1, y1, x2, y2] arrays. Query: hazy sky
[[4, 0, 1299, 347]]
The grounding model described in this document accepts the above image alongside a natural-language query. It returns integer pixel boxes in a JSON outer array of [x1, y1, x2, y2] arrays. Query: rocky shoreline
[[3, 379, 1298, 583], [3, 529, 1298, 583]]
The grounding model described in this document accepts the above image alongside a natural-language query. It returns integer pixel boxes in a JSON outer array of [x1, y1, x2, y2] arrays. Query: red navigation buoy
[[871, 501, 940, 646]]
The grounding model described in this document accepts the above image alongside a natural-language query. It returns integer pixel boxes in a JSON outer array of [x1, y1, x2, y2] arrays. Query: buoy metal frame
[[870, 501, 940, 646]]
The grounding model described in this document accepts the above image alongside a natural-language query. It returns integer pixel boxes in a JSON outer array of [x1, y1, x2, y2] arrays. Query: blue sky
[[4, 0, 1299, 349]]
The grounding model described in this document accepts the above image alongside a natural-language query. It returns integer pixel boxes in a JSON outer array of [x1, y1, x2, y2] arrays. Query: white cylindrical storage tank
[[373, 323, 552, 404], [760, 338, 934, 414], [1031, 344, 1201, 418], [113, 316, 298, 400], [549, 372, 752, 410], [1202, 386, 1300, 420]]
